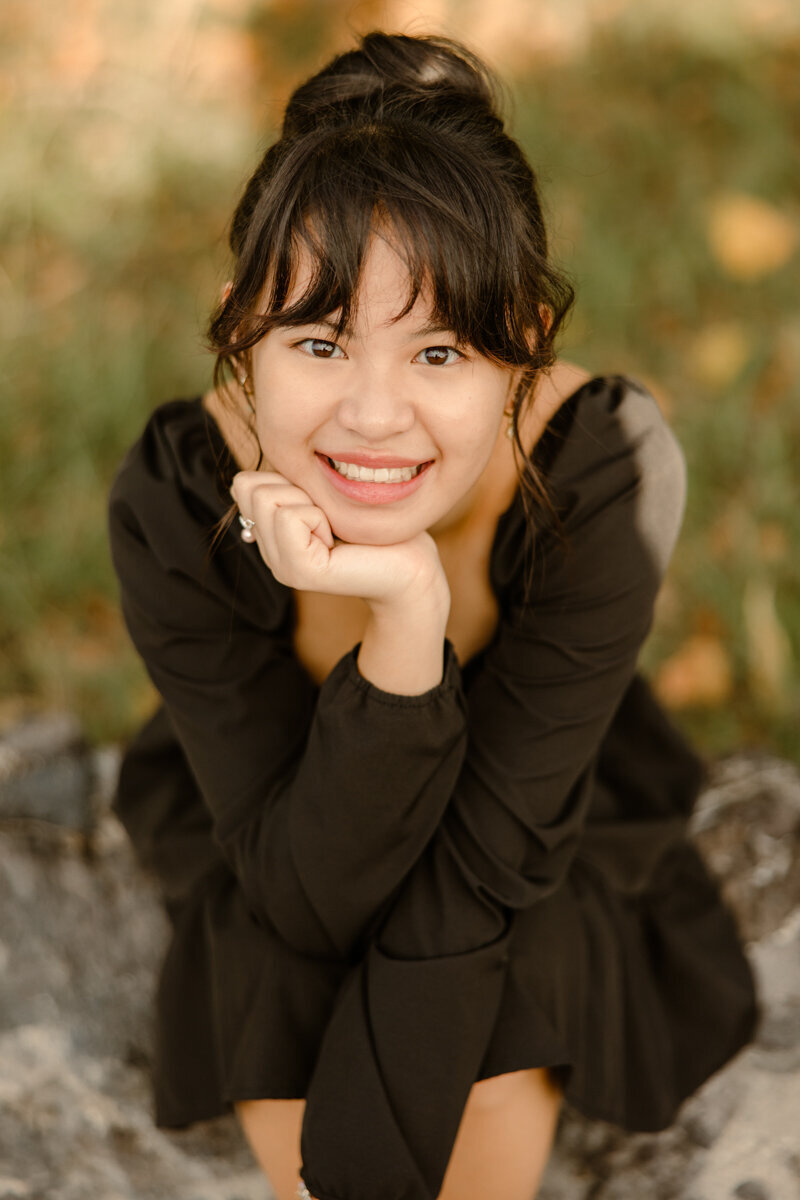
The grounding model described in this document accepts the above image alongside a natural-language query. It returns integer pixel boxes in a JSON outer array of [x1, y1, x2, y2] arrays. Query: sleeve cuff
[[332, 637, 462, 708]]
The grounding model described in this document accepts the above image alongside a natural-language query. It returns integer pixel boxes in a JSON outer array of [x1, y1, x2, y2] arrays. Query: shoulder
[[541, 372, 686, 494], [109, 397, 220, 509], [492, 368, 687, 597], [584, 374, 687, 515], [539, 373, 688, 582], [526, 362, 684, 472], [108, 397, 234, 602], [108, 398, 289, 632], [525, 360, 593, 448], [524, 367, 687, 534], [108, 396, 231, 550]]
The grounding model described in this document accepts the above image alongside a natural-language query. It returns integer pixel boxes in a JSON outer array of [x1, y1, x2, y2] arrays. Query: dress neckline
[[158, 374, 638, 684], [186, 375, 630, 620]]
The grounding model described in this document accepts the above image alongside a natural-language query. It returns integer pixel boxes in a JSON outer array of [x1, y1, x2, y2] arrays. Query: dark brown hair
[[207, 31, 575, 564]]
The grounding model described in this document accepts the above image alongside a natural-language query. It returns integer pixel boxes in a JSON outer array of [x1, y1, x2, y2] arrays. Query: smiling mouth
[[323, 455, 429, 483]]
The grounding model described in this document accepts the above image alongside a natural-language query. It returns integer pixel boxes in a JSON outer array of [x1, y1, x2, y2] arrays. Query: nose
[[335, 365, 416, 441]]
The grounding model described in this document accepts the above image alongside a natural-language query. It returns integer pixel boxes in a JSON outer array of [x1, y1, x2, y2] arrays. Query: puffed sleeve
[[298, 376, 691, 1200], [108, 402, 469, 963]]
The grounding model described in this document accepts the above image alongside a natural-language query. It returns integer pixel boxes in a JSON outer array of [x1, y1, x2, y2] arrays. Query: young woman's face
[[248, 231, 518, 546]]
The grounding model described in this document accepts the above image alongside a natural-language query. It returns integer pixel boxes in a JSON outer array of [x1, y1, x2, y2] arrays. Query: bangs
[[239, 121, 544, 366]]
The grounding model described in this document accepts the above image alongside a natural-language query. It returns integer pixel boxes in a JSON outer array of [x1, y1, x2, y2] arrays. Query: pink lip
[[321, 450, 430, 468], [316, 452, 433, 504]]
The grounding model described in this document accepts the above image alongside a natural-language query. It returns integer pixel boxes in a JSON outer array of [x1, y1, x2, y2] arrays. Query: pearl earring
[[238, 514, 256, 543]]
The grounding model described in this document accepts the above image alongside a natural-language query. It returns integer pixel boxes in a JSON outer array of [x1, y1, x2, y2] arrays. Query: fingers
[[232, 471, 329, 545], [274, 504, 335, 554], [261, 504, 336, 580], [229, 472, 447, 606], [231, 469, 312, 516], [230, 470, 336, 587]]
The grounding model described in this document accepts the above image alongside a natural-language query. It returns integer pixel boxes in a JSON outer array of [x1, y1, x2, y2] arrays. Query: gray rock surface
[[0, 718, 798, 1200], [0, 713, 95, 832]]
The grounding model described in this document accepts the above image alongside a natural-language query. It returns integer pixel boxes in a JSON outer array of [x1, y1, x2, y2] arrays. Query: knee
[[465, 1068, 561, 1115], [465, 1070, 527, 1113]]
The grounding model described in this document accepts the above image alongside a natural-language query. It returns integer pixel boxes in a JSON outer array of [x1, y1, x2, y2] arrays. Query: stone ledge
[[1, 712, 798, 1199]]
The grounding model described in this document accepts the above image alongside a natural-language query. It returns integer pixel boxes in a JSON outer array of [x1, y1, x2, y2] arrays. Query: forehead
[[283, 223, 436, 332]]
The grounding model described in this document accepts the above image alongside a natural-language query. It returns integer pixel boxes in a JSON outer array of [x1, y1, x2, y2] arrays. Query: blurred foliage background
[[1, 0, 798, 761]]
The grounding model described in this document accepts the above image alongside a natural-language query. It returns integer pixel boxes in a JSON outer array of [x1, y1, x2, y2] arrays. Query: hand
[[231, 470, 450, 612]]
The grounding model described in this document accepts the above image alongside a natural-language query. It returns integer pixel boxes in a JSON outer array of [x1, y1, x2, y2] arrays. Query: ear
[[220, 280, 248, 368]]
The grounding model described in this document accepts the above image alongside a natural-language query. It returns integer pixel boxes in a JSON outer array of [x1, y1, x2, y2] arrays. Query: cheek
[[254, 370, 321, 445], [447, 397, 506, 460], [452, 373, 510, 433]]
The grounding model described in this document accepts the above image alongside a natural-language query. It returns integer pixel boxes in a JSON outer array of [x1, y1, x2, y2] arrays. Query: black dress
[[107, 374, 758, 1200]]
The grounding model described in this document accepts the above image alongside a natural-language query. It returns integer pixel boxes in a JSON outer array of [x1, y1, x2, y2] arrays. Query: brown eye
[[297, 338, 344, 359], [415, 346, 463, 366]]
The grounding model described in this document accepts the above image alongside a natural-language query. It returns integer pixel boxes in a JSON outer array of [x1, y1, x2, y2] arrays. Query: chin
[[328, 512, 427, 546]]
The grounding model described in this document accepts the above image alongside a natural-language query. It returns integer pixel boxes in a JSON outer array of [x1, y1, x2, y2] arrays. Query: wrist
[[357, 600, 449, 695], [365, 569, 450, 626]]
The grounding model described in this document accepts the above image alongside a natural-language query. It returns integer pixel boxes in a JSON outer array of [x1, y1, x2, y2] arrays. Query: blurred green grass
[[1, 12, 798, 760]]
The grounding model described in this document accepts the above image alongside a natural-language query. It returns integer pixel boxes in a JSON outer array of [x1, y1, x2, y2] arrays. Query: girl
[[108, 31, 758, 1200]]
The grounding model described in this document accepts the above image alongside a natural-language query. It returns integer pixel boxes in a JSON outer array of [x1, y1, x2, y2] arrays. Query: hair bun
[[282, 32, 500, 137]]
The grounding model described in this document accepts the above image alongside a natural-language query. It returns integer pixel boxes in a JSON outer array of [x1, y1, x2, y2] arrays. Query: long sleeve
[[298, 376, 692, 1200], [108, 401, 469, 963], [382, 377, 689, 956]]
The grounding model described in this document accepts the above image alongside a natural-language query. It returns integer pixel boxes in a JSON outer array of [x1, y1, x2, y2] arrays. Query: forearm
[[221, 635, 467, 960]]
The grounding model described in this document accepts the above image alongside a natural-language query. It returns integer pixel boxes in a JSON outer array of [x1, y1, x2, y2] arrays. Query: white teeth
[[329, 458, 424, 483]]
